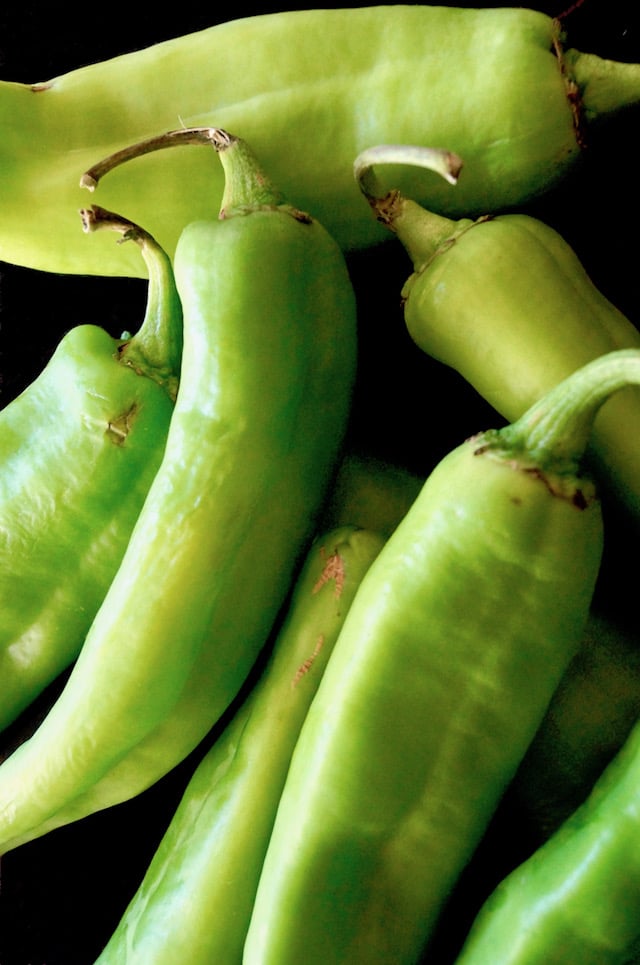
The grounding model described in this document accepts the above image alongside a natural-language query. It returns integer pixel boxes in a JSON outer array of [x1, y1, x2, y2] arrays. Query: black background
[[1, 3, 640, 963]]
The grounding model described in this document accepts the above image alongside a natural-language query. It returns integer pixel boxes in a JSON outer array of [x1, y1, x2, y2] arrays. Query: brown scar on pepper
[[291, 635, 325, 688], [313, 546, 346, 598], [290, 546, 346, 687], [552, 21, 588, 150], [106, 402, 138, 445], [521, 466, 594, 508]]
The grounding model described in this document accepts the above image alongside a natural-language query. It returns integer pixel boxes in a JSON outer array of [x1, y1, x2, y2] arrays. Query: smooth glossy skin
[[456, 712, 640, 964], [244, 352, 640, 964], [0, 136, 357, 854], [94, 526, 385, 965], [2, 6, 640, 274], [0, 220, 181, 732]]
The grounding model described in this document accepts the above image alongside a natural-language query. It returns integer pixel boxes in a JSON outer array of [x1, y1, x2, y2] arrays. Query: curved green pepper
[[0, 127, 357, 854], [94, 525, 384, 965], [0, 450, 414, 844], [244, 350, 640, 965], [354, 144, 640, 527], [0, 207, 181, 733], [455, 689, 640, 963], [2, 6, 640, 275]]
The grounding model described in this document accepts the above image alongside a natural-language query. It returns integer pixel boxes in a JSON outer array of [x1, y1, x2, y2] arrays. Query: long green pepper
[[2, 6, 640, 274], [244, 350, 640, 965], [0, 208, 181, 733], [0, 127, 357, 854], [456, 659, 640, 963], [354, 144, 640, 527], [94, 525, 385, 965], [322, 455, 640, 841]]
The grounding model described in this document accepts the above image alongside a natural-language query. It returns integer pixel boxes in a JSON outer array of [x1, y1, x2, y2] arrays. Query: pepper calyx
[[470, 429, 597, 507]]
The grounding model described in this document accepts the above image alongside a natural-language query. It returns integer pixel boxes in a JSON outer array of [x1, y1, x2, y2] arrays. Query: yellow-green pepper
[[354, 143, 640, 528], [2, 6, 640, 274]]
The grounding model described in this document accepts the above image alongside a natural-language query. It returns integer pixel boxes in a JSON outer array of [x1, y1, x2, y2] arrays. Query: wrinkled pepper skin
[[244, 351, 640, 965], [0, 131, 357, 854], [0, 215, 181, 732], [2, 5, 640, 275], [364, 180, 640, 526], [455, 711, 640, 964], [94, 525, 384, 965]]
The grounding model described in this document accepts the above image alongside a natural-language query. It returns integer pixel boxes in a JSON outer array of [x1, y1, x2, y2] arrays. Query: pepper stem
[[353, 144, 472, 270], [80, 128, 231, 191], [353, 144, 463, 204], [81, 127, 287, 217], [566, 48, 640, 120], [80, 205, 182, 400], [493, 349, 640, 475]]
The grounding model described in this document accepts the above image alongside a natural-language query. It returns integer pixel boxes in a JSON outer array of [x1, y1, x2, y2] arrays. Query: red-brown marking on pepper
[[313, 547, 346, 598], [552, 19, 588, 149], [522, 466, 593, 508], [291, 635, 325, 688], [106, 402, 139, 446]]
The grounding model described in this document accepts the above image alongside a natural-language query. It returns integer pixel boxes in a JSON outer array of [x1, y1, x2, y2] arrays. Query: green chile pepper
[[0, 127, 357, 854], [244, 350, 640, 965], [2, 6, 640, 275], [320, 457, 640, 835], [0, 207, 181, 733], [354, 144, 640, 527], [455, 700, 640, 963], [94, 525, 384, 965]]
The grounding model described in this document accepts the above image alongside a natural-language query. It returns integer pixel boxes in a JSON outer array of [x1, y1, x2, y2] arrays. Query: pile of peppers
[[2, 2, 640, 963]]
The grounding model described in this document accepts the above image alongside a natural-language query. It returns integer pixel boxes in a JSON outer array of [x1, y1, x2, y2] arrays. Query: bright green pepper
[[455, 687, 640, 963], [2, 6, 640, 275], [0, 207, 181, 733], [0, 127, 357, 854], [93, 525, 384, 965], [354, 144, 640, 528], [244, 350, 640, 965]]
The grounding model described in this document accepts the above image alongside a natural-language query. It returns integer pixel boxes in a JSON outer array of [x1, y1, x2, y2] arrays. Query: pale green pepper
[[354, 144, 640, 528], [2, 6, 640, 275]]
